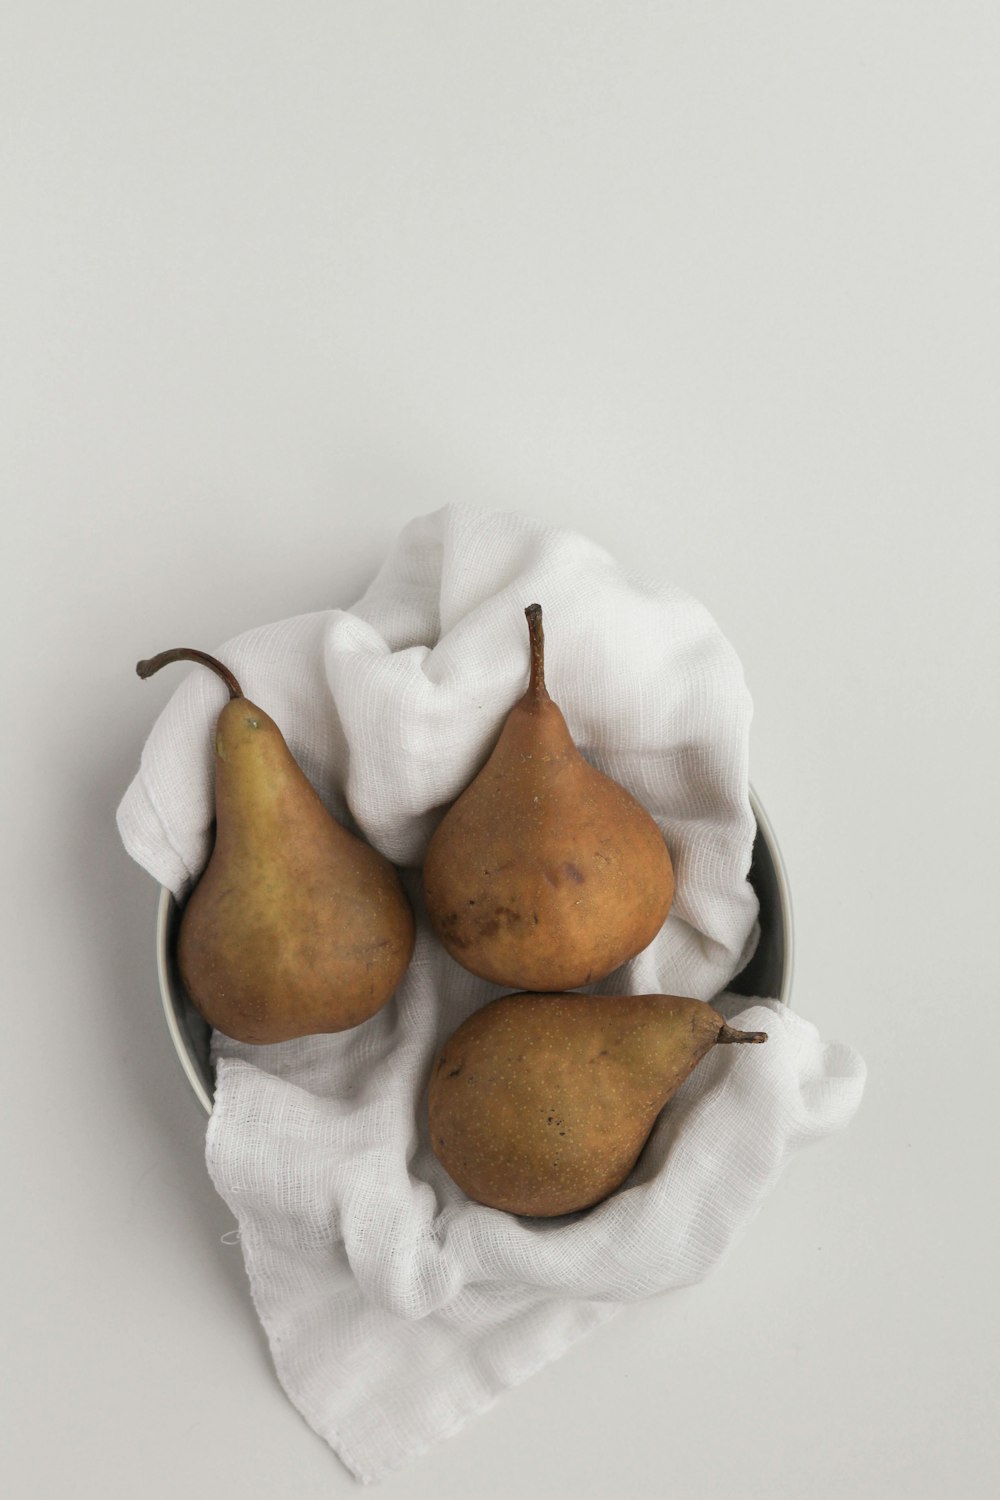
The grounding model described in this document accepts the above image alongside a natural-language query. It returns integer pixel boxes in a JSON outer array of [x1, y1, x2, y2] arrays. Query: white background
[[3, 4, 998, 1497]]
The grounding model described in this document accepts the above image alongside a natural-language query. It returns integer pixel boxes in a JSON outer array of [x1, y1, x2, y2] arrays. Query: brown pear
[[428, 990, 766, 1216], [137, 647, 415, 1044], [422, 604, 674, 990]]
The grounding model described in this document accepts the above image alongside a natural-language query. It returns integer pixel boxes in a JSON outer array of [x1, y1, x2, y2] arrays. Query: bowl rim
[[155, 782, 794, 1117], [749, 784, 795, 1005], [156, 890, 214, 1115]]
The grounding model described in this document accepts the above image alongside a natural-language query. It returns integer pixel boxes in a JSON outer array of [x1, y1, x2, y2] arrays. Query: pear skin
[[137, 648, 415, 1044], [422, 605, 674, 991], [428, 991, 766, 1217]]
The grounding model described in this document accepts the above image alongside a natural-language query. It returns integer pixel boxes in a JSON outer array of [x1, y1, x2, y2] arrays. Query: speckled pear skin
[[422, 605, 674, 991], [138, 649, 415, 1045], [428, 991, 767, 1217]]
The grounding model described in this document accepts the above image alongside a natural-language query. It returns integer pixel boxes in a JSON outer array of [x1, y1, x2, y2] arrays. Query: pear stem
[[717, 1023, 768, 1044], [524, 603, 549, 702], [136, 648, 243, 701]]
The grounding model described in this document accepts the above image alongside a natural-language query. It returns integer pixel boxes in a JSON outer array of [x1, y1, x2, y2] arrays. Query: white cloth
[[117, 504, 865, 1483]]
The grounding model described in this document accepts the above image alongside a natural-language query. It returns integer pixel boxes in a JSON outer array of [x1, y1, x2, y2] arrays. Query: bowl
[[155, 786, 794, 1115]]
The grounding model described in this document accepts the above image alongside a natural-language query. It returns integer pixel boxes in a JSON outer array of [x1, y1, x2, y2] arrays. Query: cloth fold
[[117, 504, 865, 1483]]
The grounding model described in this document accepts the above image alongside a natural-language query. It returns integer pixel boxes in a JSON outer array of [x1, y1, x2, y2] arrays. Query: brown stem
[[524, 603, 549, 702], [717, 1023, 768, 1044], [136, 648, 243, 701]]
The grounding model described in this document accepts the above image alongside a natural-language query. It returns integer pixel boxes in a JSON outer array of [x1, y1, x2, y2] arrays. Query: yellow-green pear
[[137, 647, 414, 1044]]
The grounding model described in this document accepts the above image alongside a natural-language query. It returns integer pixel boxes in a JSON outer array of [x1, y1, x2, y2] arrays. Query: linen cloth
[[117, 503, 865, 1482]]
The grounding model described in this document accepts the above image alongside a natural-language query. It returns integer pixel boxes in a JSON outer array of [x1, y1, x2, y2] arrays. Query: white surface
[[2, 4, 997, 1497]]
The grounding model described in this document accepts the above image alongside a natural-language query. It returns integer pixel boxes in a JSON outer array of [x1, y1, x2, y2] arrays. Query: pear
[[137, 648, 415, 1044], [428, 990, 766, 1216], [422, 604, 674, 991]]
